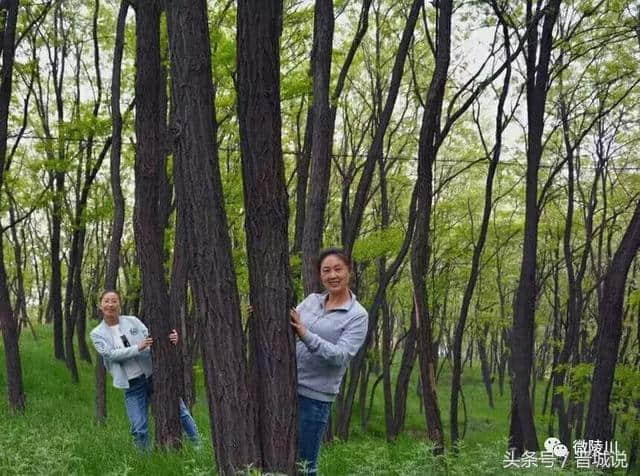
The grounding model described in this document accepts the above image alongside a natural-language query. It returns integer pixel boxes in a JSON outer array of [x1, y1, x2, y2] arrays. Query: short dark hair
[[316, 247, 352, 273], [99, 289, 122, 302]]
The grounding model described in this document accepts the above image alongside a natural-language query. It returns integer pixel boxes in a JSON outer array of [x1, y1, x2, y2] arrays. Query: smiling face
[[319, 254, 351, 295], [99, 291, 121, 320]]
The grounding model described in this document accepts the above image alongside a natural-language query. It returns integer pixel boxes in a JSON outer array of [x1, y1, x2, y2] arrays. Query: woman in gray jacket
[[290, 248, 368, 474]]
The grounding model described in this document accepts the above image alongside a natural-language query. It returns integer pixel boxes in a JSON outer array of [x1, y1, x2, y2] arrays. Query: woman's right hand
[[138, 337, 153, 351]]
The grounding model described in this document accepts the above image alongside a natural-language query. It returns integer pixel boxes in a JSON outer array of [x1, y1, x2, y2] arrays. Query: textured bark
[[585, 200, 640, 442], [237, 0, 297, 472], [134, 0, 182, 448], [509, 0, 561, 455], [410, 0, 453, 454], [166, 0, 260, 471], [0, 0, 25, 413]]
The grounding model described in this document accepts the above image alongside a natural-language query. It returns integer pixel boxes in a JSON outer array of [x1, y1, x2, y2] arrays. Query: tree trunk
[[335, 1, 422, 440], [410, 0, 453, 454], [391, 307, 417, 439], [477, 324, 495, 409], [342, 0, 422, 255], [585, 200, 640, 442], [509, 0, 561, 455], [301, 0, 334, 295], [236, 0, 297, 472], [166, 0, 260, 471], [292, 106, 313, 254], [134, 0, 183, 448], [0, 0, 25, 413], [97, 0, 129, 425], [450, 23, 510, 442]]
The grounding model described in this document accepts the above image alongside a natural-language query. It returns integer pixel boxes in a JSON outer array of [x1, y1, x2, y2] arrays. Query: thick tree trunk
[[134, 0, 183, 448], [585, 200, 640, 442], [237, 1, 297, 472], [0, 0, 25, 413], [51, 175, 65, 361], [509, 0, 561, 455], [166, 0, 260, 471]]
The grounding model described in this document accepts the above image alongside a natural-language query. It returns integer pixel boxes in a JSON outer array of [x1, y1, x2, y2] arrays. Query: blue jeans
[[124, 375, 200, 450], [297, 394, 332, 475]]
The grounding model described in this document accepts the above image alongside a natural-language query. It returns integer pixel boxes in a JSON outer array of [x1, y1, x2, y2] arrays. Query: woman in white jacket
[[90, 290, 199, 450]]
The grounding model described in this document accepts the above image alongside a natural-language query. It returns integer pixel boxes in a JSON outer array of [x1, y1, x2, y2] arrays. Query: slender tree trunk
[[301, 0, 333, 294], [237, 0, 297, 472], [585, 200, 640, 442], [509, 0, 561, 455], [335, 0, 422, 439], [293, 106, 313, 254], [0, 0, 25, 413], [166, 0, 260, 470], [450, 24, 510, 443], [391, 307, 417, 439], [97, 0, 129, 425], [410, 0, 453, 454], [342, 0, 422, 255], [478, 324, 495, 409]]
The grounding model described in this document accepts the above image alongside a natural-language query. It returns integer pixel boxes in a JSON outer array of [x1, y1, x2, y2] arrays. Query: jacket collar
[[319, 290, 355, 312]]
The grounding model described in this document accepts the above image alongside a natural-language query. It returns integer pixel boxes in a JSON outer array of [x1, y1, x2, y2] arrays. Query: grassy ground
[[1, 326, 630, 475]]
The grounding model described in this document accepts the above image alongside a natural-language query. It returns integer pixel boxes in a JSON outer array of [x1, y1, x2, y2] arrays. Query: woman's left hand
[[169, 329, 178, 345], [290, 308, 307, 338]]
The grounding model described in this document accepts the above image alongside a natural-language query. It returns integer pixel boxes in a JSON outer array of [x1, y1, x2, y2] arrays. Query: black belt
[[128, 374, 147, 387]]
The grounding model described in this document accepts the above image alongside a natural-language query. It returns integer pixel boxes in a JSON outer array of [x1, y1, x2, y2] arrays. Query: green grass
[[1, 326, 631, 475]]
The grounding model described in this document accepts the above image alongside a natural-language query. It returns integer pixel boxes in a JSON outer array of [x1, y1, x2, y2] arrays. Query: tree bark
[[391, 306, 417, 439], [166, 0, 260, 471], [585, 199, 640, 442], [0, 0, 25, 413], [237, 1, 297, 472], [509, 0, 561, 455], [301, 0, 333, 295], [410, 0, 453, 454], [134, 0, 182, 448]]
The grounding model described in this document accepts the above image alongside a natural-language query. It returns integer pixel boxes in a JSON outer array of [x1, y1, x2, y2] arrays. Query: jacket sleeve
[[90, 330, 143, 363], [300, 312, 368, 367]]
